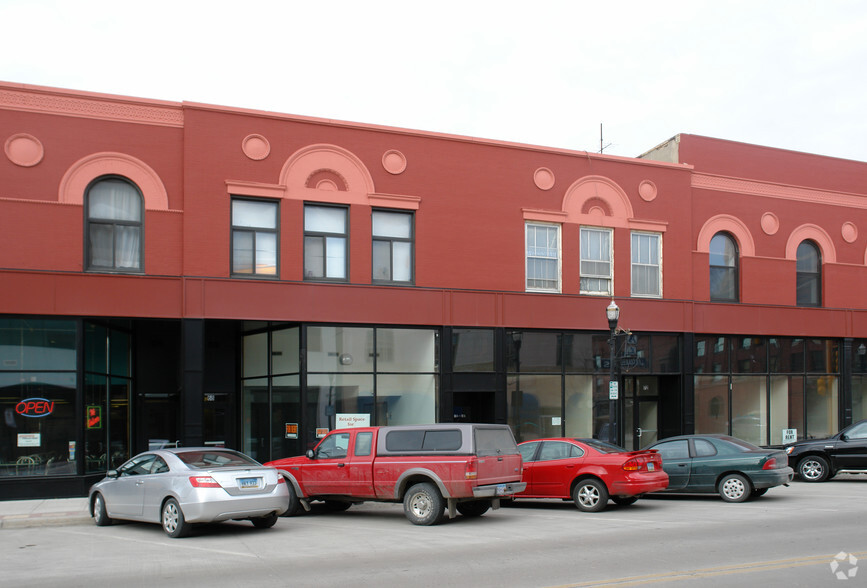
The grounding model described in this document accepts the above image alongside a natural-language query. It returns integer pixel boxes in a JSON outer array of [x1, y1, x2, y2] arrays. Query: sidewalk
[[0, 497, 91, 529]]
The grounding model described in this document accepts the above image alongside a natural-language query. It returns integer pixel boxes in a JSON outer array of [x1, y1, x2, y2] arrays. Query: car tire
[[92, 493, 112, 526], [282, 478, 301, 516], [572, 479, 609, 512], [403, 482, 445, 526], [718, 473, 751, 502], [611, 496, 639, 506], [797, 455, 830, 482], [162, 498, 191, 538], [252, 513, 279, 529], [456, 499, 492, 517]]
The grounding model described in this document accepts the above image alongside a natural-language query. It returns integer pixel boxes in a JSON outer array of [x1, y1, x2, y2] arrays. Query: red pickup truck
[[264, 423, 526, 525]]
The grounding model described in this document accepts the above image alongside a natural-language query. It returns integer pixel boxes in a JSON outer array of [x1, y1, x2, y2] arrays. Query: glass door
[[623, 376, 660, 450]]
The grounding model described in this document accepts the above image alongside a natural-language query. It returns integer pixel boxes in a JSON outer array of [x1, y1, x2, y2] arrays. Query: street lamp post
[[606, 300, 620, 446]]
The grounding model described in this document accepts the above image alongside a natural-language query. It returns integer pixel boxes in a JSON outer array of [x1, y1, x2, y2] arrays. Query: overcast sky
[[3, 0, 867, 162]]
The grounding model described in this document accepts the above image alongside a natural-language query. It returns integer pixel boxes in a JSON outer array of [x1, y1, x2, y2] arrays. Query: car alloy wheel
[[718, 473, 750, 502], [798, 456, 829, 482], [572, 479, 609, 512], [161, 498, 191, 538]]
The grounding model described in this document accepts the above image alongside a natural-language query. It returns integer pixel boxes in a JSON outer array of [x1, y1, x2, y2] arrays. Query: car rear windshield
[[175, 450, 260, 468], [475, 428, 519, 457], [385, 429, 463, 452], [575, 438, 625, 454]]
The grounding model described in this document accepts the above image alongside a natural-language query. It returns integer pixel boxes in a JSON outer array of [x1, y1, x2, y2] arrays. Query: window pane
[[508, 331, 560, 372], [694, 375, 729, 435], [732, 337, 767, 373], [306, 327, 375, 372], [0, 319, 78, 371], [305, 206, 345, 233], [233, 200, 277, 229], [731, 375, 767, 446], [272, 327, 300, 374], [233, 231, 254, 274], [304, 236, 324, 278], [377, 329, 436, 372], [88, 224, 114, 267], [377, 374, 436, 425], [372, 240, 391, 281], [256, 232, 277, 275], [373, 211, 411, 238], [796, 242, 819, 272], [325, 237, 346, 278], [806, 375, 838, 438], [564, 375, 593, 437], [307, 373, 375, 430], [89, 179, 141, 222], [508, 374, 562, 442], [392, 241, 411, 281], [709, 234, 737, 267], [453, 329, 494, 372], [115, 226, 141, 269]]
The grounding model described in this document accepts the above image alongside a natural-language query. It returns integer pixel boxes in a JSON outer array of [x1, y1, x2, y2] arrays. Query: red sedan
[[515, 438, 669, 512]]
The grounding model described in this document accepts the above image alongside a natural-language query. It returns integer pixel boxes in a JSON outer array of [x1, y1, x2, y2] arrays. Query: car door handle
[[337, 463, 345, 468]]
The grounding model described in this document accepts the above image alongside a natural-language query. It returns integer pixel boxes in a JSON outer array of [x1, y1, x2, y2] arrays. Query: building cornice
[[692, 173, 867, 209]]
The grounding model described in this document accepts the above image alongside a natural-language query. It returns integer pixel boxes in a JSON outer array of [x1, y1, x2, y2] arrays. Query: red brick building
[[2, 81, 866, 498]]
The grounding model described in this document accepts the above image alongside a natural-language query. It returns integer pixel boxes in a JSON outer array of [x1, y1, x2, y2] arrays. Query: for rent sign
[[15, 398, 54, 418]]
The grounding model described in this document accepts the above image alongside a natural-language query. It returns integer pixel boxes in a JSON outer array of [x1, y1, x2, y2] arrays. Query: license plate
[[647, 463, 655, 471], [496, 484, 507, 496], [238, 477, 261, 489]]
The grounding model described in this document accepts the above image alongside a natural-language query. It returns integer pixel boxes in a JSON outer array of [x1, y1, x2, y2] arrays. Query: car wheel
[[252, 513, 279, 529], [161, 498, 191, 538], [456, 500, 492, 517], [403, 482, 445, 525], [572, 479, 609, 512], [92, 493, 112, 526], [797, 455, 830, 482], [611, 496, 639, 506], [718, 473, 751, 502], [282, 478, 301, 516]]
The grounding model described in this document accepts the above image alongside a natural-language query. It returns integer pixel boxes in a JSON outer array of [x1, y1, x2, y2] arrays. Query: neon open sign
[[16, 398, 55, 418]]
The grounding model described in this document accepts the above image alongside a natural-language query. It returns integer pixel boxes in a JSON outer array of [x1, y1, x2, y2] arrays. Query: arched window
[[85, 176, 143, 271], [796, 240, 821, 307], [709, 232, 738, 302]]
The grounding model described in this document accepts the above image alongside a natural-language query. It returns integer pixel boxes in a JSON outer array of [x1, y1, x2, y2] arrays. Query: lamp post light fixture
[[606, 300, 620, 446]]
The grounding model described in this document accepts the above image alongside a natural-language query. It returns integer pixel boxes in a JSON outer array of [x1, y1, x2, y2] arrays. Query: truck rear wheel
[[456, 499, 491, 517], [403, 482, 445, 525]]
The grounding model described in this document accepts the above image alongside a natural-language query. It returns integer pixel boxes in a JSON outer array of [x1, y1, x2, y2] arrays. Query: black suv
[[785, 420, 867, 482]]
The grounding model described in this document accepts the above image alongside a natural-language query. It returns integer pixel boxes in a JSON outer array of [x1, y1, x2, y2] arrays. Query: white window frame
[[525, 222, 561, 292], [580, 226, 613, 296], [631, 231, 662, 298]]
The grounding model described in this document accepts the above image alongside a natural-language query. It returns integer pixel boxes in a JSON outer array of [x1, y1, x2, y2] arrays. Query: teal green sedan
[[646, 435, 794, 502]]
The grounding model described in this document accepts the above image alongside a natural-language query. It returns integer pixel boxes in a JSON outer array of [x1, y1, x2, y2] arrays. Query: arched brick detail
[[58, 152, 169, 210], [280, 144, 375, 202], [696, 214, 755, 256], [562, 175, 633, 224], [785, 224, 836, 264]]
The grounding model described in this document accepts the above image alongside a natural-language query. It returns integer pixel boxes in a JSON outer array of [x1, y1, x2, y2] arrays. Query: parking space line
[[56, 528, 259, 558]]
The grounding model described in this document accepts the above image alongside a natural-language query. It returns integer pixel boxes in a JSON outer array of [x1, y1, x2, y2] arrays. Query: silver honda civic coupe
[[89, 447, 289, 537]]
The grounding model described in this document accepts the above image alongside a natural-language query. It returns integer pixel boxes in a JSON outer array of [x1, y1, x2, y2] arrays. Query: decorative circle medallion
[[242, 134, 271, 160], [5, 133, 44, 167]]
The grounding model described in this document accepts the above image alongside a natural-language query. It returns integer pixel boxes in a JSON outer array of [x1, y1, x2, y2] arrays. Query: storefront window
[[694, 336, 728, 374], [377, 374, 436, 425], [805, 375, 838, 438], [694, 375, 729, 435], [452, 329, 494, 371], [508, 374, 561, 442], [852, 376, 867, 422], [732, 337, 767, 373], [731, 375, 767, 445], [308, 373, 375, 430], [507, 332, 560, 373], [564, 375, 593, 438]]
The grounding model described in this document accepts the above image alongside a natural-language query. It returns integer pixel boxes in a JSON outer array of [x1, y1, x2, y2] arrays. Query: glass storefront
[[694, 336, 839, 444], [0, 319, 78, 477]]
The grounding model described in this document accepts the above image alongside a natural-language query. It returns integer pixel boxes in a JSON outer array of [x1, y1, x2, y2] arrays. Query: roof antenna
[[600, 123, 612, 153]]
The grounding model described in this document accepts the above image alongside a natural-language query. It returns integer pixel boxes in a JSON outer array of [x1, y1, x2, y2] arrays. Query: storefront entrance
[[623, 376, 659, 450]]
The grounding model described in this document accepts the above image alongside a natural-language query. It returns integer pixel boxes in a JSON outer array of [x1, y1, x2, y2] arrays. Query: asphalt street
[[1, 475, 864, 587]]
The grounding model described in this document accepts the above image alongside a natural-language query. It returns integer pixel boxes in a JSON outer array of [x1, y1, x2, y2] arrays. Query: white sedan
[[89, 448, 289, 537]]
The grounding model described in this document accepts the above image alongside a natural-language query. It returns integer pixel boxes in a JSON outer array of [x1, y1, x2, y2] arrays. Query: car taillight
[[623, 455, 659, 472], [465, 456, 478, 480], [622, 456, 643, 471], [189, 476, 221, 488], [763, 458, 778, 470]]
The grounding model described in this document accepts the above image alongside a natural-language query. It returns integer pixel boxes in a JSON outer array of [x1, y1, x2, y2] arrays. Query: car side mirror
[[107, 469, 119, 478], [306, 449, 315, 459], [840, 433, 849, 441]]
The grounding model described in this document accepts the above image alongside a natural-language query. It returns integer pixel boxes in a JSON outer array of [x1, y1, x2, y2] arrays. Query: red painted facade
[[2, 81, 867, 498]]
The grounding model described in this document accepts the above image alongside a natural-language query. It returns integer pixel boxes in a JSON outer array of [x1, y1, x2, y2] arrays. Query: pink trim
[[533, 168, 555, 190], [59, 152, 169, 210], [693, 173, 867, 209], [696, 215, 755, 256], [785, 224, 836, 264], [5, 133, 44, 167], [242, 134, 270, 160], [842, 222, 858, 244], [563, 176, 634, 223], [280, 144, 375, 199], [382, 150, 407, 174], [760, 212, 779, 235], [225, 180, 285, 199], [638, 180, 657, 202]]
